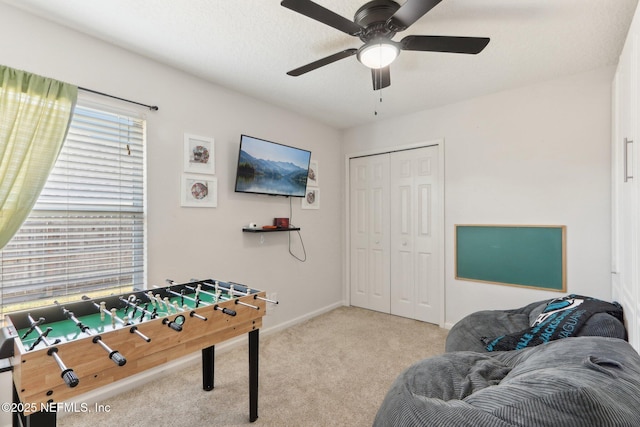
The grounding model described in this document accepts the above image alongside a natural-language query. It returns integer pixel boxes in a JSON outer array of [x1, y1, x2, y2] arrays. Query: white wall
[[0, 4, 344, 330], [0, 3, 615, 332], [343, 67, 615, 327]]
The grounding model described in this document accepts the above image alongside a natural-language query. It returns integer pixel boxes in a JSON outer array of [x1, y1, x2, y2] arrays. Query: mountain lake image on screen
[[234, 134, 312, 197]]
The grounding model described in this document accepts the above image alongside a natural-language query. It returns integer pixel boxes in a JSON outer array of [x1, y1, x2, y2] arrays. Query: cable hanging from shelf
[[288, 197, 307, 262]]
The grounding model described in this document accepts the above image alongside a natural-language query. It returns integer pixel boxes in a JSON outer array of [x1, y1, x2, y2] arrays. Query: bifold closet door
[[349, 146, 440, 323], [349, 154, 390, 313], [389, 146, 440, 324]]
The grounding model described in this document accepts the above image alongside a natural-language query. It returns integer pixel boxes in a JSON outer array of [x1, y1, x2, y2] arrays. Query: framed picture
[[184, 133, 215, 175], [301, 188, 320, 210], [307, 160, 319, 187], [181, 174, 218, 207]]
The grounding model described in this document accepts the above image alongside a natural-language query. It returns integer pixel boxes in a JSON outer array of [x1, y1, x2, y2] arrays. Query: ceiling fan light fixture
[[357, 41, 399, 69]]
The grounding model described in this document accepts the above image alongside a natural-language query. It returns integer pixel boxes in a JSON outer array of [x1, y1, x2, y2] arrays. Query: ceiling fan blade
[[287, 49, 358, 76], [281, 0, 363, 36], [372, 66, 391, 91], [401, 35, 490, 54], [388, 0, 442, 31]]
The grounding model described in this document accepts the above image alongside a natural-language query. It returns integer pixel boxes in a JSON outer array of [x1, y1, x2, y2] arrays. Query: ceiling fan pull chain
[[374, 87, 384, 116]]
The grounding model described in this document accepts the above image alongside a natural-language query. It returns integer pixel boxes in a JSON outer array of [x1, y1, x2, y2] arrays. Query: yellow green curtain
[[0, 65, 77, 249]]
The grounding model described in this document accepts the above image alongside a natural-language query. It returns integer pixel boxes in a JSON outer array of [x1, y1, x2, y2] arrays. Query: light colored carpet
[[59, 306, 448, 427]]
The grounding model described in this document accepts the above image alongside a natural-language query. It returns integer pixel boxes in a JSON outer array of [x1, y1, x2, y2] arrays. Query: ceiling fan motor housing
[[354, 0, 400, 42]]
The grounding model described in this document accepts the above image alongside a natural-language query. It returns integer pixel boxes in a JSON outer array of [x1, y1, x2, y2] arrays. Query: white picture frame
[[184, 133, 215, 175], [307, 160, 319, 187], [181, 174, 218, 207], [301, 188, 320, 210]]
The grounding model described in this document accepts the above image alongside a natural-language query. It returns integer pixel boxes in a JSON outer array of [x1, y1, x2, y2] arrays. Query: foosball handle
[[214, 305, 237, 317], [162, 317, 183, 332], [109, 350, 127, 366], [47, 347, 79, 388], [61, 368, 80, 388], [222, 307, 236, 316]]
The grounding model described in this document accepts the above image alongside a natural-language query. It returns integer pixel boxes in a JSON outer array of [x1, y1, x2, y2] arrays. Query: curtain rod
[[78, 87, 159, 111]]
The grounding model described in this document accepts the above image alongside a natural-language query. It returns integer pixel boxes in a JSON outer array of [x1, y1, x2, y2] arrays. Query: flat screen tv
[[234, 134, 312, 197]]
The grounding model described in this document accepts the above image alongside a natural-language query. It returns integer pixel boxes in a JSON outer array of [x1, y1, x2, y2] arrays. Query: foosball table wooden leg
[[249, 329, 259, 422], [202, 345, 215, 391]]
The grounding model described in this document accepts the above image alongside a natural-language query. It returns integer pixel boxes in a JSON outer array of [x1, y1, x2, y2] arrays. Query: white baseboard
[[261, 300, 344, 337], [58, 301, 346, 419], [444, 322, 455, 330]]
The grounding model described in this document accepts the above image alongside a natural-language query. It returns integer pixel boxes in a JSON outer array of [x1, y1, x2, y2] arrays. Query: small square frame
[[181, 174, 218, 207], [301, 188, 320, 209], [184, 133, 215, 175], [307, 160, 319, 187]]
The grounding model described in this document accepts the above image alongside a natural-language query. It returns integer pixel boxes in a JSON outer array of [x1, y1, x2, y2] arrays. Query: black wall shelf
[[242, 227, 300, 233]]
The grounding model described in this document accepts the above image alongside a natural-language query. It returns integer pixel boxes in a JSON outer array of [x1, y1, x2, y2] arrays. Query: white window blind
[[0, 105, 145, 317]]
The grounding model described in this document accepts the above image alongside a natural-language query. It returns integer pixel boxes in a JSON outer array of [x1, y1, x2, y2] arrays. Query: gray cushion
[[445, 299, 627, 353], [445, 300, 548, 353], [374, 337, 640, 427]]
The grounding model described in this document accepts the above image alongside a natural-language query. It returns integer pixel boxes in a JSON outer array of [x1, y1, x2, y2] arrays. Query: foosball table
[[0, 278, 276, 426]]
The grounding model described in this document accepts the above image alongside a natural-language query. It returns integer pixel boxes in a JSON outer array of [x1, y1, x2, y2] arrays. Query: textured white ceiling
[[3, 0, 638, 128]]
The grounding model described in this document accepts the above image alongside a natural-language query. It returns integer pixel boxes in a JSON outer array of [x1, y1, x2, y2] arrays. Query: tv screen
[[234, 134, 312, 197]]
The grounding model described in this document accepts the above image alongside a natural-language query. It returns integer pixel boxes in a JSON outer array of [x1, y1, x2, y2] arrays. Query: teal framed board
[[455, 225, 566, 291]]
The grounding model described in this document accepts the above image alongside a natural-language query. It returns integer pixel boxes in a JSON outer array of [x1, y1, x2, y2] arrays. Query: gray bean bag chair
[[374, 337, 640, 427], [445, 298, 627, 353]]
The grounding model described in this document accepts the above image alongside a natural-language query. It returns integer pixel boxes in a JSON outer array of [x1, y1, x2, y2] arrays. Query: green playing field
[[17, 289, 231, 349]]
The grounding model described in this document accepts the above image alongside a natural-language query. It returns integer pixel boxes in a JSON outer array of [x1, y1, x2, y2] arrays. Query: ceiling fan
[[281, 0, 490, 90]]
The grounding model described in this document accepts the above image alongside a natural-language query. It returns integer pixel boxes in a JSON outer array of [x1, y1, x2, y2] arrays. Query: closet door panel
[[349, 155, 390, 313], [390, 147, 440, 323]]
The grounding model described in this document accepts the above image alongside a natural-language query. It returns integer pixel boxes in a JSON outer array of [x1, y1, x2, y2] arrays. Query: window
[[0, 104, 145, 317]]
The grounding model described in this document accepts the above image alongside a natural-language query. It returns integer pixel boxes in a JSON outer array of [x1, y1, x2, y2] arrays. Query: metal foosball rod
[[119, 295, 158, 320], [24, 314, 80, 388], [27, 326, 54, 351], [82, 296, 128, 326], [156, 283, 208, 320], [21, 315, 45, 340], [194, 279, 272, 308], [182, 282, 260, 311], [81, 296, 151, 342], [149, 293, 187, 316], [166, 280, 237, 316], [147, 292, 188, 316], [194, 279, 248, 297], [228, 281, 279, 305], [124, 295, 156, 322], [194, 278, 279, 305], [162, 283, 210, 308], [135, 294, 189, 328], [180, 280, 227, 303], [145, 292, 174, 313], [54, 301, 127, 366]]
